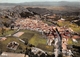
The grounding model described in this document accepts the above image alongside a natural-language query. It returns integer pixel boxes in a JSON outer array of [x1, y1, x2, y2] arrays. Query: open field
[[0, 29, 17, 36], [0, 29, 54, 53], [57, 21, 80, 33]]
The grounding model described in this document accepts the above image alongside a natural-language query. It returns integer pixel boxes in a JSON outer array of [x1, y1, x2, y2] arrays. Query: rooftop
[[0, 52, 28, 57]]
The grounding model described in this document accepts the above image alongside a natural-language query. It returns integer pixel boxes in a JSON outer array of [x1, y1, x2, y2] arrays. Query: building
[[0, 52, 28, 57], [0, 37, 7, 41], [58, 18, 65, 22]]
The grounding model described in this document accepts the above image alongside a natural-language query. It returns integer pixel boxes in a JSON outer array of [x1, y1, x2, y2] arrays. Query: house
[[0, 37, 7, 41], [58, 18, 65, 22], [0, 52, 28, 57], [7, 41, 19, 50], [72, 35, 80, 39]]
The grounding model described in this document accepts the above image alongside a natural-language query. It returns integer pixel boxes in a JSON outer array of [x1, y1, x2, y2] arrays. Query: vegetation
[[20, 33, 34, 40], [29, 34, 47, 46], [0, 29, 48, 53], [43, 20, 53, 25], [67, 38, 73, 45], [0, 29, 17, 36], [0, 36, 26, 53], [37, 44, 54, 52], [73, 39, 80, 46], [57, 21, 80, 33]]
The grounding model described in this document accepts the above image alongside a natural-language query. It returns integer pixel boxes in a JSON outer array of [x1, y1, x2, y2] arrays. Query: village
[[15, 17, 80, 57], [0, 6, 80, 57]]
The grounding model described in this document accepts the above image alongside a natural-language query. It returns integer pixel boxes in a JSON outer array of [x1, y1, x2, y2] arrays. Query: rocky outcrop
[[0, 6, 35, 27], [27, 7, 53, 15], [0, 6, 34, 19]]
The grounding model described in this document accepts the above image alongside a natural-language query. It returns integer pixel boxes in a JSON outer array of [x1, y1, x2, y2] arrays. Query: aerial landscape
[[0, 0, 80, 57]]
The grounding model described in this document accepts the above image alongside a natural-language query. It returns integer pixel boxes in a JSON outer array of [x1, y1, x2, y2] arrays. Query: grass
[[0, 29, 48, 53], [0, 36, 26, 53], [57, 21, 80, 46], [20, 30, 47, 46], [20, 30, 47, 50], [73, 39, 80, 46], [67, 38, 73, 45], [37, 44, 54, 52], [57, 21, 80, 33], [57, 21, 70, 27], [20, 32, 34, 40], [67, 38, 80, 46], [5, 29, 17, 35], [0, 29, 17, 36], [29, 34, 47, 46], [42, 20, 53, 25]]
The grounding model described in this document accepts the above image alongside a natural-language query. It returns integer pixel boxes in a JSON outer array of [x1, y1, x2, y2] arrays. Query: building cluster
[[15, 18, 79, 40], [15, 18, 51, 33], [7, 41, 19, 50]]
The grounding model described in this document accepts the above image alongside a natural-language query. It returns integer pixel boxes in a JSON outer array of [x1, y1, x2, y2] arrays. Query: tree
[[1, 27, 5, 35], [24, 48, 32, 57], [0, 49, 2, 55], [3, 22, 10, 27], [10, 24, 14, 30], [40, 53, 45, 57], [0, 42, 3, 54]]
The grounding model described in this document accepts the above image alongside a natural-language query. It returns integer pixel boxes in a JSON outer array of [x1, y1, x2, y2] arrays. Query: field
[[0, 28, 17, 36], [57, 21, 80, 33], [0, 29, 54, 53]]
